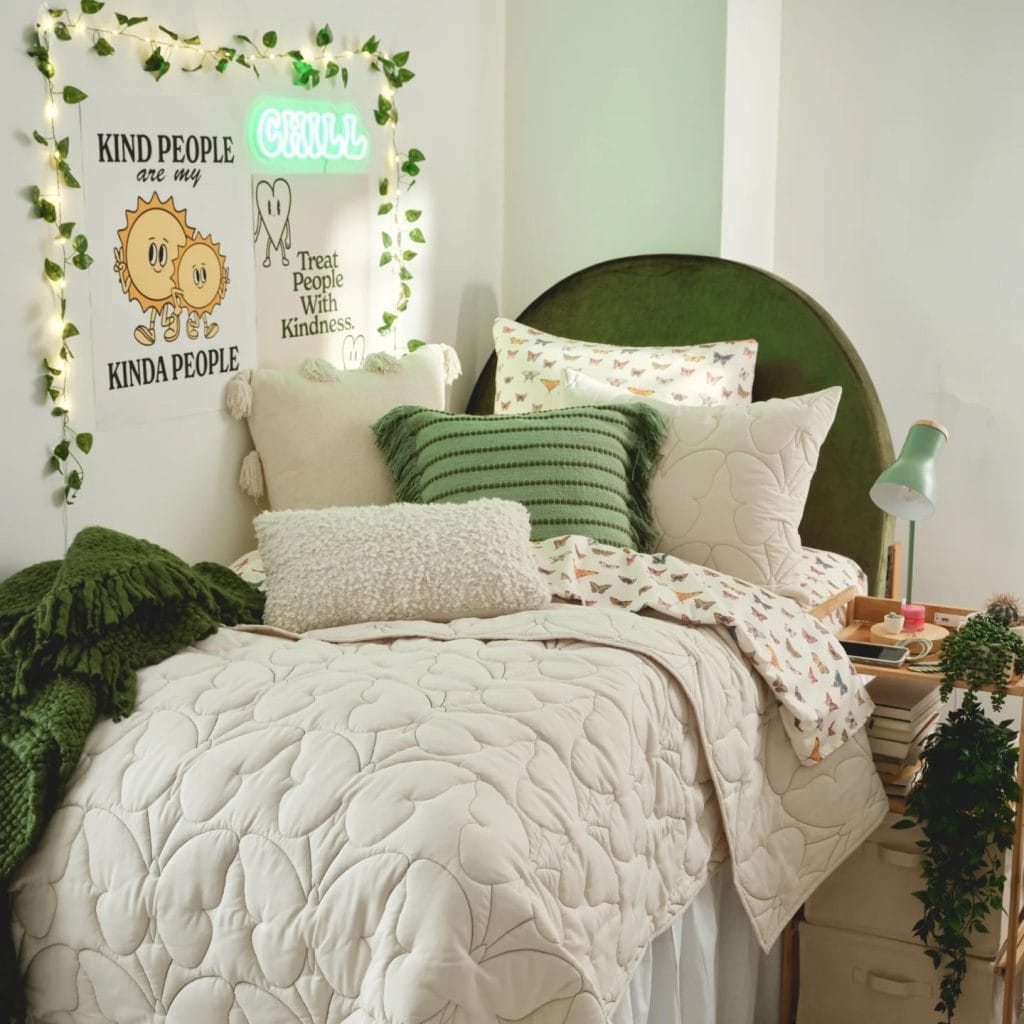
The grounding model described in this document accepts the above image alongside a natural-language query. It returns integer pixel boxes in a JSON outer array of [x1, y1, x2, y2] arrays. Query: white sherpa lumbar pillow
[[255, 499, 550, 632]]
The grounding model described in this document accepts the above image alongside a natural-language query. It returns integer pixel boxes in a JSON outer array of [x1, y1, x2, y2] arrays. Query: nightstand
[[790, 596, 1024, 1024]]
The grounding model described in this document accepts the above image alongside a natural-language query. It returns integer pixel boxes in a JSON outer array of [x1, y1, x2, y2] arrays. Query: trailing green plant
[[986, 592, 1023, 628], [27, 3, 426, 507], [897, 613, 1024, 1021]]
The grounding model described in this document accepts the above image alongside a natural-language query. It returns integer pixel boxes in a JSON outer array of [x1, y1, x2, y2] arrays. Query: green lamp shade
[[870, 419, 949, 521]]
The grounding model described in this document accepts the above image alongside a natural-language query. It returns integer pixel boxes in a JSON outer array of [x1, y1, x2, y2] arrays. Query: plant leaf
[[409, 227, 425, 244], [262, 30, 277, 48], [76, 432, 93, 454], [62, 85, 88, 103], [81, 0, 106, 12], [405, 209, 422, 222], [44, 258, 64, 281], [93, 37, 115, 56], [62, 321, 79, 339], [316, 24, 333, 47]]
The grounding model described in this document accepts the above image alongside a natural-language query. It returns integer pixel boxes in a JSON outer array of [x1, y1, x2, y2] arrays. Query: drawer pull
[[852, 967, 932, 999], [875, 844, 922, 870]]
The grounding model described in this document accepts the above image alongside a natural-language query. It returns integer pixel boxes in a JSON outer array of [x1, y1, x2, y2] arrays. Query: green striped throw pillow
[[372, 404, 666, 550]]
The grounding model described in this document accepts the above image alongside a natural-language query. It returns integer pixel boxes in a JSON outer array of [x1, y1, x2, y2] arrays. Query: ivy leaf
[[409, 227, 426, 244], [402, 250, 417, 261], [32, 130, 48, 145], [62, 85, 88, 103], [60, 163, 81, 188], [37, 59, 56, 80], [62, 321, 79, 339], [315, 24, 333, 47], [72, 234, 88, 253], [393, 50, 410, 67], [379, 252, 392, 267], [93, 37, 115, 56], [399, 266, 413, 281], [407, 338, 425, 352], [325, 61, 339, 79], [54, 22, 72, 41], [397, 68, 415, 85], [37, 199, 57, 223], [80, 0, 105, 12], [234, 34, 254, 46], [53, 440, 70, 460], [378, 178, 389, 197], [143, 48, 171, 80], [405, 209, 422, 222], [378, 202, 393, 216], [51, 406, 68, 417], [66, 469, 83, 490], [47, 456, 61, 474], [381, 232, 393, 248], [56, 136, 69, 159], [361, 35, 379, 54], [76, 432, 94, 454], [262, 30, 277, 48], [215, 57, 230, 73], [341, 67, 348, 87], [72, 251, 94, 270], [401, 161, 420, 177], [407, 147, 426, 163], [115, 13, 148, 27], [43, 258, 64, 281], [158, 24, 178, 40]]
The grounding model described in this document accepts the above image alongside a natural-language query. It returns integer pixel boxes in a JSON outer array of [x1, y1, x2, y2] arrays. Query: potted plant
[[986, 592, 1024, 639], [897, 613, 1024, 1022]]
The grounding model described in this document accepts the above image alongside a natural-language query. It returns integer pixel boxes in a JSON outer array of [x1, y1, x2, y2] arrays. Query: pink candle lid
[[902, 603, 926, 625]]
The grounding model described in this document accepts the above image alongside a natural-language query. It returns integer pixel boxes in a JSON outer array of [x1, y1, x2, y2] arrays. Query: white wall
[[503, 0, 728, 316], [774, 0, 1024, 607], [0, 0, 504, 575], [720, 0, 781, 268]]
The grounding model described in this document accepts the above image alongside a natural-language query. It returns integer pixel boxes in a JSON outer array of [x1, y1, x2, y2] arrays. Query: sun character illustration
[[114, 194, 193, 346], [172, 233, 229, 340]]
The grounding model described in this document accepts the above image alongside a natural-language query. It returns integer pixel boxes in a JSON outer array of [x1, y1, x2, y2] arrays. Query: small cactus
[[986, 592, 1023, 627]]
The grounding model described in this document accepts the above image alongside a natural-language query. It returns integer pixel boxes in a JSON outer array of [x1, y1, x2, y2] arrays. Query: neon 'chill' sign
[[248, 98, 370, 172]]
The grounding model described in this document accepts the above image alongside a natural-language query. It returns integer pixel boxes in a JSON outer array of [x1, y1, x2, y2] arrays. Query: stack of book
[[865, 676, 943, 800]]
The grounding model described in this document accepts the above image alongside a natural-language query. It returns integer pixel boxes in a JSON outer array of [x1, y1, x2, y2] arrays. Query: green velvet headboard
[[466, 254, 895, 595]]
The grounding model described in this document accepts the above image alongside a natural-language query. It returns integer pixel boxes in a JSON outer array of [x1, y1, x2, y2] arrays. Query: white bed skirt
[[612, 863, 781, 1024]]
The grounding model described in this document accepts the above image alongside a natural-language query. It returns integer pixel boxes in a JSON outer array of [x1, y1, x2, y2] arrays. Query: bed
[[7, 255, 893, 1024]]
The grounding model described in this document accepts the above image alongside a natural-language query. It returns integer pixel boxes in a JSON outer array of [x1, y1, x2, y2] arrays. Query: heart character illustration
[[341, 334, 366, 369], [254, 178, 292, 268]]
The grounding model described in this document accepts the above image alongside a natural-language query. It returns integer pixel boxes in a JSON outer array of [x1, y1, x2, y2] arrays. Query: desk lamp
[[870, 419, 949, 614]]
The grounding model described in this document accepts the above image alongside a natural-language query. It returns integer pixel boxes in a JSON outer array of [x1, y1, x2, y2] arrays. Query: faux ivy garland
[[897, 614, 1024, 1022], [28, 2, 426, 505]]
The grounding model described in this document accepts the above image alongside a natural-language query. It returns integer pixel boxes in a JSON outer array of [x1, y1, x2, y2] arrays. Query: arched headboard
[[466, 254, 895, 594]]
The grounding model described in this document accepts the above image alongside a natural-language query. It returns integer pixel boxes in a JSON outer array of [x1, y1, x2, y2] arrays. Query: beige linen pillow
[[227, 345, 459, 510], [492, 316, 756, 415], [561, 369, 841, 588], [255, 499, 551, 631]]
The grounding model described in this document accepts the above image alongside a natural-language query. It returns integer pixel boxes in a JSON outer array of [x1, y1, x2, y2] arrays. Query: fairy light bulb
[[44, 101, 57, 122], [51, 315, 64, 335], [40, 15, 55, 32]]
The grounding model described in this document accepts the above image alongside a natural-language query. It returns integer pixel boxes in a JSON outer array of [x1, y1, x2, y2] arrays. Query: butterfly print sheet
[[12, 546, 886, 1023]]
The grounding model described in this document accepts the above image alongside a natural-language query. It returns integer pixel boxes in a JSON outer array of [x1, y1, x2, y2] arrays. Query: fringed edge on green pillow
[[604, 402, 666, 553]]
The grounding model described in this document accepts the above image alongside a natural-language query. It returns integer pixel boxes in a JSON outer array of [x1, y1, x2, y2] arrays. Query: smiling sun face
[[172, 234, 228, 317], [117, 194, 192, 312]]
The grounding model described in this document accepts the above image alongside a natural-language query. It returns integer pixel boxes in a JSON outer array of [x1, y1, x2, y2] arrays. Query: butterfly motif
[[751, 608, 768, 621], [630, 368, 645, 377], [537, 566, 555, 575], [521, 370, 539, 381], [651, 361, 671, 370], [628, 387, 655, 396], [855, 690, 865, 705], [553, 536, 571, 548], [772, 680, 789, 694], [501, 325, 516, 334], [694, 598, 716, 611], [780, 606, 795, 619], [721, 588, 742, 600], [532, 404, 544, 412], [500, 400, 511, 411], [812, 653, 828, 674], [625, 553, 639, 565], [714, 612, 733, 627], [815, 556, 832, 568], [721, 388, 733, 399], [649, 568, 666, 577], [589, 581, 611, 594], [748, 624, 765, 639], [744, 346, 756, 357], [560, 572, 572, 582], [680, 366, 697, 376], [607, 378, 627, 387], [593, 547, 615, 556], [809, 737, 822, 763], [752, 593, 773, 610], [785, 639, 801, 658], [683, 354, 704, 364], [801, 627, 819, 645], [794, 717, 804, 731], [807, 665, 817, 684], [613, 359, 630, 370], [543, 359, 556, 368], [674, 590, 702, 602], [834, 672, 848, 696], [794, 686, 805, 703], [619, 576, 636, 585], [770, 631, 782, 645], [828, 721, 836, 736], [765, 645, 782, 670], [574, 567, 599, 578], [700, 395, 715, 406], [589, 357, 604, 366], [515, 393, 527, 403], [526, 350, 541, 362], [815, 710, 825, 731], [826, 693, 839, 711], [713, 351, 734, 364], [652, 553, 669, 565], [827, 641, 842, 661], [638, 585, 652, 595], [845, 712, 858, 729], [503, 375, 513, 383], [738, 385, 751, 399], [706, 371, 722, 384], [562, 354, 582, 362], [670, 572, 689, 582], [610, 596, 632, 608], [657, 377, 674, 385], [541, 379, 560, 392]]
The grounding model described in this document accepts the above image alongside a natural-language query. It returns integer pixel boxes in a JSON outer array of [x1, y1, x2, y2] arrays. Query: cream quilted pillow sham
[[561, 370, 841, 588], [256, 499, 550, 631]]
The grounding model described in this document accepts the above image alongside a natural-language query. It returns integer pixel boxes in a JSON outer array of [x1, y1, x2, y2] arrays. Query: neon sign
[[247, 98, 370, 172]]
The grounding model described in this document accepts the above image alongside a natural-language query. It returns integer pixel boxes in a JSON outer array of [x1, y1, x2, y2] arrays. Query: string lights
[[28, 6, 425, 511]]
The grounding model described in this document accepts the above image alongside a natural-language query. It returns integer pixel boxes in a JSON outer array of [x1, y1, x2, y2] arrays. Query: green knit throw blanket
[[0, 527, 264, 1023]]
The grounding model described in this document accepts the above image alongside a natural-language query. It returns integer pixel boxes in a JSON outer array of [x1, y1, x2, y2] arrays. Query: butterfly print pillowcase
[[491, 317, 757, 415]]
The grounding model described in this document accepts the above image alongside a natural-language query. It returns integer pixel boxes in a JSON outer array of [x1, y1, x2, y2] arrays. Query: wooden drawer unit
[[797, 922, 1021, 1024], [806, 813, 1015, 959]]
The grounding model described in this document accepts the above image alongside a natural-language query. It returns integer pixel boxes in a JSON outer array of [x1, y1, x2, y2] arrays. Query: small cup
[[883, 611, 905, 635]]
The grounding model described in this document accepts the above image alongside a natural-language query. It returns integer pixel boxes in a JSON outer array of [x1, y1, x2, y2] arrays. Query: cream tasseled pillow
[[255, 499, 551, 632], [226, 345, 460, 510]]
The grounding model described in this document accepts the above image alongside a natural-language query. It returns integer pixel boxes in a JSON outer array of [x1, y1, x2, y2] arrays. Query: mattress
[[10, 541, 884, 1023]]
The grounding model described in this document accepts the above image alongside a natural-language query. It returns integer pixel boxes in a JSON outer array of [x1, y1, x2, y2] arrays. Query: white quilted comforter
[[11, 545, 887, 1024]]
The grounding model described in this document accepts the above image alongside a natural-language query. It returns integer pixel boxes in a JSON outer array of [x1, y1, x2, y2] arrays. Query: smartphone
[[839, 639, 909, 668]]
